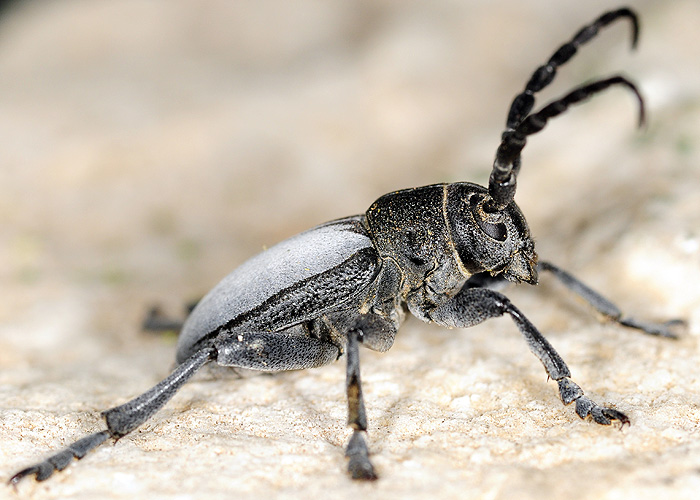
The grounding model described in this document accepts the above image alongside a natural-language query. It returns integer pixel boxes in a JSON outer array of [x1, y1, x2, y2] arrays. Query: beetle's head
[[447, 184, 537, 285]]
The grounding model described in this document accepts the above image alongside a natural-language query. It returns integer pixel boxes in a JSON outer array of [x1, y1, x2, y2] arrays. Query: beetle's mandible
[[10, 7, 684, 485]]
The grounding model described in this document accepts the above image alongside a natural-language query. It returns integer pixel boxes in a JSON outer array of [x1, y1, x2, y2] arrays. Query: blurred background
[[0, 1, 698, 499]]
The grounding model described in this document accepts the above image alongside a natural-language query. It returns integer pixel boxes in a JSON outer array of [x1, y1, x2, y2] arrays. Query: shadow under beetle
[[10, 7, 684, 485]]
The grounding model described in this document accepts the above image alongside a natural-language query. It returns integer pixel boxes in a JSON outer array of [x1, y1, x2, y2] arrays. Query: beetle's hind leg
[[538, 261, 685, 338], [426, 287, 630, 425], [9, 347, 216, 485]]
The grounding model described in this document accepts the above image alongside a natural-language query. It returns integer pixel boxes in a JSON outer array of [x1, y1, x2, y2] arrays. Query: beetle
[[10, 7, 683, 485]]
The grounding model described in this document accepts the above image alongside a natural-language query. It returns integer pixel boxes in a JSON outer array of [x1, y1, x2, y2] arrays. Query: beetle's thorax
[[366, 184, 466, 299]]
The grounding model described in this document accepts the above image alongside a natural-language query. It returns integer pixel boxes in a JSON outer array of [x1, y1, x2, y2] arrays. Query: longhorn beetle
[[10, 7, 683, 485]]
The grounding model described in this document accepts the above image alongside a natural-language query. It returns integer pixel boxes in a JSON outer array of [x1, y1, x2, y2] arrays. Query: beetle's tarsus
[[618, 317, 685, 339], [8, 466, 41, 487], [346, 431, 378, 481], [557, 378, 629, 426], [601, 407, 630, 427], [8, 430, 111, 486]]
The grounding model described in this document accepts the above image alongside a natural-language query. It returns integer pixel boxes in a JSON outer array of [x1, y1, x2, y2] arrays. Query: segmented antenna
[[486, 8, 642, 211]]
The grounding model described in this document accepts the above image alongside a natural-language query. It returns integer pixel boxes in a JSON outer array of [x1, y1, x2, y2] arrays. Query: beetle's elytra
[[10, 7, 683, 486]]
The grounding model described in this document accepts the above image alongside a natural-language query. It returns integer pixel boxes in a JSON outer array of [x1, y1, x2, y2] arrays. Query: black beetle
[[10, 7, 682, 485]]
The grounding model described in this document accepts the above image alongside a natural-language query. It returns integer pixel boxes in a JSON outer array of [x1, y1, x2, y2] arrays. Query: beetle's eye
[[469, 196, 507, 241], [478, 219, 507, 241]]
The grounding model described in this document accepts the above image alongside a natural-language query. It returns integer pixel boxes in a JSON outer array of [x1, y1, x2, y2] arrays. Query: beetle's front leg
[[425, 288, 629, 425], [538, 261, 684, 338], [344, 328, 378, 480]]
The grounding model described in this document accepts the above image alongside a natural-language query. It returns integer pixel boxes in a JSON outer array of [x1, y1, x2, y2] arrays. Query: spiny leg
[[344, 328, 377, 480], [427, 287, 629, 425], [9, 347, 216, 485], [506, 8, 638, 131], [538, 261, 684, 338]]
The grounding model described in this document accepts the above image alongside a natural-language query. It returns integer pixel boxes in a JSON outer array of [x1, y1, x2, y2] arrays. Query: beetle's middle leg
[[344, 327, 377, 480], [425, 287, 629, 425], [214, 315, 390, 480]]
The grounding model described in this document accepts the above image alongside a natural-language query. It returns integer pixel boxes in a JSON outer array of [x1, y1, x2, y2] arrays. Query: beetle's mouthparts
[[504, 251, 538, 285]]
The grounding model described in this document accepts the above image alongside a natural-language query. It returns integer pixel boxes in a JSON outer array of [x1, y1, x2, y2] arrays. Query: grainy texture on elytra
[[1, 1, 699, 499]]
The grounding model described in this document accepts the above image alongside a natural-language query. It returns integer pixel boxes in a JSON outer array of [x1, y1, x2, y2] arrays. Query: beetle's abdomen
[[176, 216, 378, 362]]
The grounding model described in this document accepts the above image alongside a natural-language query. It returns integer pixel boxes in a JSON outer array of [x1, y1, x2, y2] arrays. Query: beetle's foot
[[619, 316, 685, 339], [9, 464, 51, 486], [558, 378, 629, 426], [8, 431, 111, 486], [575, 396, 630, 426], [345, 430, 377, 481]]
